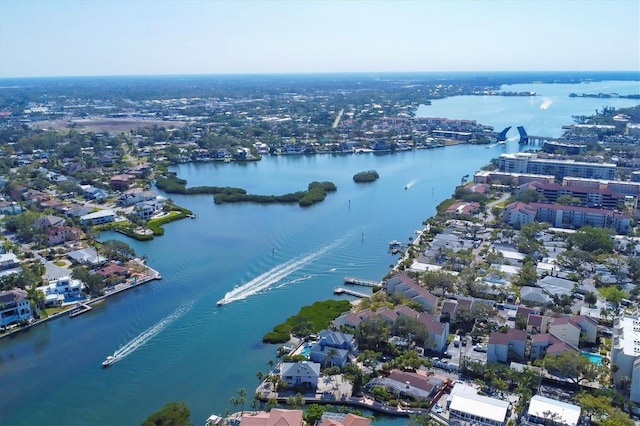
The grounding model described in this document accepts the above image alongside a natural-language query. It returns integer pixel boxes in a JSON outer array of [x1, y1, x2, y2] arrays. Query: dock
[[334, 287, 370, 298], [69, 302, 92, 318], [344, 276, 380, 287]]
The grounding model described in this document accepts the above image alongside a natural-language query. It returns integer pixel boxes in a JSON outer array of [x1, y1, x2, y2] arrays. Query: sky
[[0, 0, 639, 78]]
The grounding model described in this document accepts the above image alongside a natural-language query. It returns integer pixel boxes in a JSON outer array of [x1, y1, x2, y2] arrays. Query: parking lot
[[441, 335, 488, 370]]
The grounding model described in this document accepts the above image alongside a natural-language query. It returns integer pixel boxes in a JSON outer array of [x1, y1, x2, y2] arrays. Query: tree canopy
[[567, 226, 614, 253], [141, 402, 193, 426]]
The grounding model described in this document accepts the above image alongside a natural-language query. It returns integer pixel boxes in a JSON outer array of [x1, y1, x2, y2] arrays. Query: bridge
[[517, 126, 559, 145], [495, 126, 511, 142]]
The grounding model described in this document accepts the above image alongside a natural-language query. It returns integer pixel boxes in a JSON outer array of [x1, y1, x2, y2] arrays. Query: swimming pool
[[581, 351, 604, 366], [299, 343, 312, 359]]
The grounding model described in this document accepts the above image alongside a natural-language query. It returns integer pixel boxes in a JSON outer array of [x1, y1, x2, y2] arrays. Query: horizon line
[[1, 70, 640, 80]]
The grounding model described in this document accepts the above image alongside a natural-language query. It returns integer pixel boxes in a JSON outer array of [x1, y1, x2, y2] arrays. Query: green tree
[[542, 351, 602, 386], [513, 258, 538, 287], [421, 270, 457, 295], [584, 291, 597, 307], [303, 404, 326, 425], [141, 401, 193, 426], [100, 239, 136, 262], [567, 226, 614, 253]]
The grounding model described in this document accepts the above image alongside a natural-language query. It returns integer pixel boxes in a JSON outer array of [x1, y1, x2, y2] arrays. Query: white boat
[[102, 355, 117, 368], [216, 298, 228, 306], [388, 240, 401, 248]]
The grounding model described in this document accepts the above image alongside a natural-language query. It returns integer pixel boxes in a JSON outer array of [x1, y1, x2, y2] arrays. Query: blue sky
[[1, 0, 638, 78]]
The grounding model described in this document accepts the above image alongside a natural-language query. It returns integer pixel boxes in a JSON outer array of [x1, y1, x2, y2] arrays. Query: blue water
[[0, 79, 637, 426], [581, 351, 604, 366]]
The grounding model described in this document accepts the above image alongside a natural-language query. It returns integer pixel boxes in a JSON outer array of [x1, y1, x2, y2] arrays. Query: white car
[[473, 344, 487, 353]]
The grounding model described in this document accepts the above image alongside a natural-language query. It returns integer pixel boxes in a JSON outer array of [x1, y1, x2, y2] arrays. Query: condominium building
[[611, 315, 640, 403], [498, 153, 616, 180]]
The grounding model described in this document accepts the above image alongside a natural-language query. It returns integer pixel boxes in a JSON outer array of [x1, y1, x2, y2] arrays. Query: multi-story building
[[0, 289, 33, 327], [498, 153, 616, 180], [611, 315, 640, 403]]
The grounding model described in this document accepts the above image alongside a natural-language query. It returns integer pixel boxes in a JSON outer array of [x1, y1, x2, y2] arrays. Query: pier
[[334, 287, 370, 298], [69, 302, 93, 318], [343, 276, 380, 287]]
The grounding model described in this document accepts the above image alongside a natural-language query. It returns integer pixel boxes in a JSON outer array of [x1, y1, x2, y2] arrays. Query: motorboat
[[102, 355, 116, 368], [404, 185, 408, 190], [216, 298, 228, 306]]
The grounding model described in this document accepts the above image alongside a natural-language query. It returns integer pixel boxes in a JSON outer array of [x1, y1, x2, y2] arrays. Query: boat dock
[[344, 276, 380, 287], [69, 302, 92, 318], [334, 287, 370, 298]]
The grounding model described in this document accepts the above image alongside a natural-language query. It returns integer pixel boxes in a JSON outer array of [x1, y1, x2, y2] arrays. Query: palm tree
[[324, 348, 339, 368], [237, 388, 246, 414]]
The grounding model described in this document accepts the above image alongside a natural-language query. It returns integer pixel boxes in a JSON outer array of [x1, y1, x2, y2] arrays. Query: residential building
[[46, 225, 81, 246], [109, 174, 135, 190], [67, 247, 106, 265], [279, 361, 320, 389], [364, 370, 444, 402], [383, 274, 438, 314], [0, 252, 20, 271], [319, 412, 371, 426], [41, 276, 84, 306], [526, 395, 581, 426], [447, 383, 509, 426], [611, 315, 640, 403], [498, 153, 616, 180], [487, 328, 527, 363], [548, 315, 597, 347], [35, 214, 65, 229], [80, 209, 116, 225], [0, 289, 33, 327], [240, 409, 303, 426]]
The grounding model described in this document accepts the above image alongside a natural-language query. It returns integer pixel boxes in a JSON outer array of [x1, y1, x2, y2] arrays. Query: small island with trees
[[353, 170, 379, 183]]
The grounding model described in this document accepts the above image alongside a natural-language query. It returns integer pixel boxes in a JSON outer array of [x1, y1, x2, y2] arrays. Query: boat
[[404, 185, 408, 190], [102, 355, 117, 368], [388, 240, 401, 248], [216, 298, 228, 306]]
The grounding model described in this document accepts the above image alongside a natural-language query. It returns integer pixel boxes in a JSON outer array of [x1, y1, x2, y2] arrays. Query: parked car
[[473, 344, 488, 353], [434, 404, 443, 413]]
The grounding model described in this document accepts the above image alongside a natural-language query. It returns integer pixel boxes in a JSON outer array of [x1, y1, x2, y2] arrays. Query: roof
[[81, 209, 116, 220], [319, 413, 370, 426], [240, 409, 303, 426], [0, 288, 27, 304], [449, 393, 509, 423], [528, 395, 581, 426], [280, 361, 320, 378]]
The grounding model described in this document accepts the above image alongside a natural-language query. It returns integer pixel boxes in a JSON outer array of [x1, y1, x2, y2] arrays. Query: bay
[[0, 79, 638, 426]]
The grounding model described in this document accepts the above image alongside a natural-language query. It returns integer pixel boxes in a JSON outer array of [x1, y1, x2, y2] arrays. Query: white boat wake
[[540, 98, 552, 110], [404, 179, 417, 189], [107, 302, 193, 365], [218, 240, 343, 305]]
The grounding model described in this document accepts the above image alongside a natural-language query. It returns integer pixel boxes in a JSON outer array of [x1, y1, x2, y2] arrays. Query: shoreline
[[0, 260, 162, 341]]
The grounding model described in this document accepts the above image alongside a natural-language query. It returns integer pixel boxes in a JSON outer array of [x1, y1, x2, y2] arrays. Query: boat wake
[[404, 179, 417, 189], [540, 98, 552, 110], [107, 302, 193, 365], [218, 241, 343, 305]]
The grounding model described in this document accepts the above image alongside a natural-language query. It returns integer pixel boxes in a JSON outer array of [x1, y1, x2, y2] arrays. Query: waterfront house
[[447, 382, 510, 426], [317, 330, 357, 351], [41, 276, 84, 306], [240, 408, 303, 426], [135, 199, 165, 220], [0, 289, 33, 327], [109, 174, 135, 190], [319, 413, 371, 426], [80, 209, 116, 226], [364, 369, 444, 402], [280, 361, 320, 389], [95, 262, 132, 282], [308, 341, 349, 368]]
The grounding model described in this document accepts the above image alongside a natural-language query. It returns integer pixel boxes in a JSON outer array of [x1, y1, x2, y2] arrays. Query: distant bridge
[[517, 126, 559, 145]]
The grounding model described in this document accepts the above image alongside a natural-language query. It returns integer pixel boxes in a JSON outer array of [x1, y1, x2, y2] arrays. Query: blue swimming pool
[[299, 343, 311, 359], [581, 351, 603, 366]]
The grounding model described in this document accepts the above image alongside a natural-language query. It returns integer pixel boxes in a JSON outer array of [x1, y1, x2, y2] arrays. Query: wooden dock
[[344, 276, 380, 287], [334, 287, 370, 298], [69, 302, 92, 318]]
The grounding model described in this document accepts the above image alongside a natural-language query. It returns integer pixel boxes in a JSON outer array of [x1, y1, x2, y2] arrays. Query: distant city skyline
[[1, 0, 639, 78]]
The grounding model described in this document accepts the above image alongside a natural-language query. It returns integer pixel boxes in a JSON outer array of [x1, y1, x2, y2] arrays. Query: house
[[526, 314, 550, 335], [117, 189, 160, 207], [67, 247, 106, 265], [445, 201, 480, 216], [135, 199, 165, 220], [0, 253, 20, 271], [308, 341, 349, 368], [418, 312, 449, 353], [0, 200, 22, 215], [447, 382, 510, 426], [279, 361, 320, 389], [46, 225, 82, 246], [35, 214, 65, 229], [95, 262, 131, 281], [526, 395, 581, 426], [82, 185, 108, 201], [0, 289, 33, 327], [383, 274, 438, 314], [317, 330, 357, 351], [80, 209, 116, 225], [319, 413, 371, 426], [240, 409, 303, 426], [109, 174, 135, 190], [520, 286, 550, 306], [41, 276, 84, 306], [364, 370, 444, 402], [487, 328, 527, 363]]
